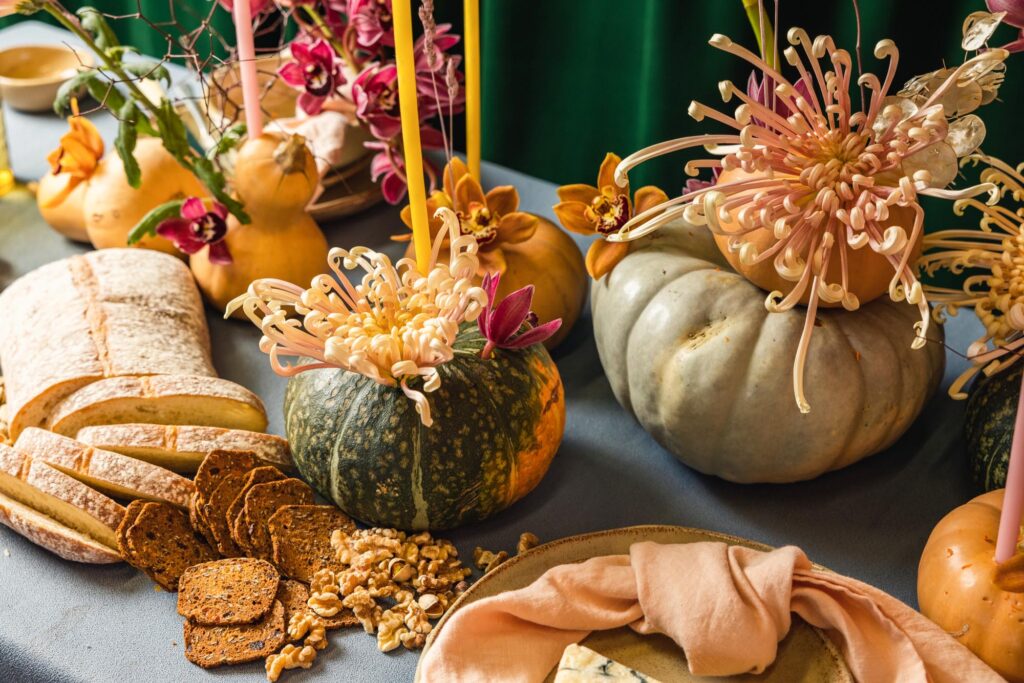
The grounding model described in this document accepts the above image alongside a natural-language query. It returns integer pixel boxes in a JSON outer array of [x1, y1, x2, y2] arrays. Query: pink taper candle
[[995, 372, 1024, 563], [233, 0, 263, 138]]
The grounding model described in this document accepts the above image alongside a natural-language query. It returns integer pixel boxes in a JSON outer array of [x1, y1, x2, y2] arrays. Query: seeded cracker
[[268, 505, 356, 583], [116, 499, 149, 559], [188, 492, 218, 551], [193, 450, 265, 503], [225, 466, 286, 552], [276, 579, 312, 627], [184, 599, 285, 668], [177, 558, 279, 625], [242, 479, 315, 561], [202, 472, 248, 557], [124, 502, 218, 591]]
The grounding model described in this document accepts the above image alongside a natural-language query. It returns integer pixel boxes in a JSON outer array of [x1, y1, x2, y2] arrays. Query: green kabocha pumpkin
[[284, 325, 565, 530], [965, 363, 1022, 492], [591, 219, 946, 483]]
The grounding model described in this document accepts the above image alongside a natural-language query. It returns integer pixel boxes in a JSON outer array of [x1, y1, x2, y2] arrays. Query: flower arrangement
[[920, 155, 1024, 397], [603, 10, 1010, 413], [274, 0, 466, 203], [229, 207, 560, 427]]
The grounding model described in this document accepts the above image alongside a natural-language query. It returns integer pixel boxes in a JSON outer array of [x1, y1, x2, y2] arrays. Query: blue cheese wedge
[[554, 644, 662, 682]]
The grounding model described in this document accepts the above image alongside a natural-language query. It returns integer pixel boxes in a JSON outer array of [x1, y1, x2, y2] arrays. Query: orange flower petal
[[597, 152, 626, 197], [455, 174, 487, 212], [633, 185, 670, 216], [442, 157, 470, 200], [485, 185, 520, 216], [586, 239, 629, 280], [553, 201, 597, 235], [556, 183, 600, 204], [425, 191, 452, 235], [478, 246, 507, 276], [399, 204, 414, 230], [497, 212, 538, 244]]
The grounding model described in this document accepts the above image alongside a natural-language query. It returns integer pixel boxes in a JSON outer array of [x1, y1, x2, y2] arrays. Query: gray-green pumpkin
[[591, 219, 946, 483], [965, 362, 1022, 492], [283, 324, 565, 530]]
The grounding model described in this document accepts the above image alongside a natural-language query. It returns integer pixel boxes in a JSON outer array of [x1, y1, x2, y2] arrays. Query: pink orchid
[[415, 24, 465, 118], [348, 0, 394, 50], [216, 0, 275, 14], [987, 0, 1024, 51], [353, 64, 401, 139], [745, 71, 811, 128], [477, 272, 562, 359], [367, 128, 443, 204], [278, 39, 345, 115], [157, 197, 232, 264]]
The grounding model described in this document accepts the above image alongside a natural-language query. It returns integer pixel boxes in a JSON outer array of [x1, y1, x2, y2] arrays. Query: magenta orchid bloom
[[278, 39, 344, 115], [745, 71, 812, 128], [987, 0, 1024, 51], [415, 24, 465, 118], [353, 64, 401, 139], [157, 197, 232, 264], [477, 272, 562, 359], [348, 0, 394, 49], [366, 127, 443, 204]]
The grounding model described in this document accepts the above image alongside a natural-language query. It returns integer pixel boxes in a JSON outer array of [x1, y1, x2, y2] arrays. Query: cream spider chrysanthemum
[[920, 155, 1024, 398], [227, 207, 488, 427], [606, 25, 1006, 413]]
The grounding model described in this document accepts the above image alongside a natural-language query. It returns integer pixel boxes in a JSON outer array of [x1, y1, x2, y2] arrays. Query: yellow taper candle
[[464, 0, 481, 181], [393, 0, 431, 274]]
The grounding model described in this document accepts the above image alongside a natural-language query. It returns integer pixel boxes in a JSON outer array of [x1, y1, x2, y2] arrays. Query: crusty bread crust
[[76, 424, 292, 472], [0, 249, 215, 439], [48, 376, 269, 438], [14, 428, 195, 508], [0, 490, 122, 564]]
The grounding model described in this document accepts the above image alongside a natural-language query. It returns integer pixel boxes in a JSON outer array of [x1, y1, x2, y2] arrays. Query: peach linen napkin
[[417, 542, 1000, 683]]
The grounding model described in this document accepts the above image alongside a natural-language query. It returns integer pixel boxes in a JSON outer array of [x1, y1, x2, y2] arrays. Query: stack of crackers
[[115, 450, 356, 672]]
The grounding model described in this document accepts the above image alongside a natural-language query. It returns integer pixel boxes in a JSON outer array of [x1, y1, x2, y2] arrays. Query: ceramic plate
[[416, 525, 853, 683]]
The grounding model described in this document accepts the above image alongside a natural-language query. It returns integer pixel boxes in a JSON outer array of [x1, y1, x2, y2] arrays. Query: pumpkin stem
[[274, 134, 312, 176], [994, 551, 1024, 592]]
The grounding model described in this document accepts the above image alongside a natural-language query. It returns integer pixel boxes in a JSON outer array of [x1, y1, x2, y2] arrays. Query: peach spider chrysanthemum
[[606, 27, 1006, 413], [920, 155, 1024, 398], [226, 207, 488, 427]]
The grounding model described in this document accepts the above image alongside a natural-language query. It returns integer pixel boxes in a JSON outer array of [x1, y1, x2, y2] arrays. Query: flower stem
[[301, 5, 358, 72], [480, 340, 496, 359]]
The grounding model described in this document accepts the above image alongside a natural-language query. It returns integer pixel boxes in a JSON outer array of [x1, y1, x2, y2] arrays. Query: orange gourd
[[37, 171, 89, 242], [712, 168, 921, 307], [190, 133, 328, 315], [84, 137, 206, 255], [918, 489, 1024, 682]]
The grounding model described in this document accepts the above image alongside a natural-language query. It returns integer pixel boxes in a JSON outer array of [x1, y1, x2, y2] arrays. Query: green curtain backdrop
[[4, 0, 1021, 195]]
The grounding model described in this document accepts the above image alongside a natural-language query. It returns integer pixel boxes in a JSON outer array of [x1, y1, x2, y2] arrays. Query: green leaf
[[122, 61, 171, 86], [84, 78, 127, 112], [206, 123, 247, 159], [76, 7, 120, 52], [53, 69, 99, 115], [134, 111, 158, 138], [114, 100, 141, 188], [126, 199, 185, 245], [154, 99, 192, 160], [104, 46, 139, 62], [190, 157, 250, 223]]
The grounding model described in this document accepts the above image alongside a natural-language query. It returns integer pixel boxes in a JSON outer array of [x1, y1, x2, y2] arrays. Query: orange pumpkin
[[712, 168, 921, 307], [191, 133, 329, 315], [918, 489, 1024, 682]]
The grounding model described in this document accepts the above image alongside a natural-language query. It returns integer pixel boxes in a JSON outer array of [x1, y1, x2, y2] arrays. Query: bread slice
[[0, 444, 124, 549], [48, 375, 268, 437], [0, 249, 215, 439], [0, 490, 122, 564], [14, 428, 195, 508], [75, 424, 292, 473]]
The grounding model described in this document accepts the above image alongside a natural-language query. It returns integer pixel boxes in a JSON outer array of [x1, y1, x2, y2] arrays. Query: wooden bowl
[[0, 45, 93, 112]]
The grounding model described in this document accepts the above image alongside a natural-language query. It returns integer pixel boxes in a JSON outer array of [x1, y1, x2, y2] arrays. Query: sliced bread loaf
[[0, 249, 215, 439], [14, 428, 195, 508], [0, 443, 124, 549], [0, 490, 122, 564], [75, 424, 292, 473], [48, 375, 268, 437]]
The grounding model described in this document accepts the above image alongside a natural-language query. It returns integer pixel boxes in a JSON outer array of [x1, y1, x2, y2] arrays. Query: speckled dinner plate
[[415, 525, 853, 683]]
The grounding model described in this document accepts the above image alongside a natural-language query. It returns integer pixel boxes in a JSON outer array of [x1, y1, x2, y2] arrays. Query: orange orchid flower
[[397, 158, 538, 275], [553, 152, 668, 279], [42, 98, 105, 208]]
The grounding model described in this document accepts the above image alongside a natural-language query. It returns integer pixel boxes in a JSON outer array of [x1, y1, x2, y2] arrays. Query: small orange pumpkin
[[712, 168, 922, 307], [918, 489, 1024, 682]]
